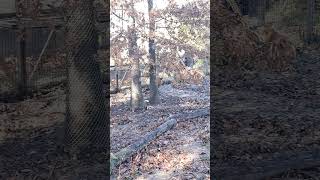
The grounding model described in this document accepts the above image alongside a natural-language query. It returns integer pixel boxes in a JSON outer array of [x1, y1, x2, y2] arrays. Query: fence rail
[[0, 27, 64, 59]]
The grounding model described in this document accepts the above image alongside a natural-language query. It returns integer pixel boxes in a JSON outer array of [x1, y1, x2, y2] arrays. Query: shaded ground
[[0, 85, 108, 179], [213, 48, 320, 179], [0, 77, 209, 179], [110, 82, 210, 179]]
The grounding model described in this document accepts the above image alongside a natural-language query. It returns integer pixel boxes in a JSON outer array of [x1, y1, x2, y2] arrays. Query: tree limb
[[110, 108, 209, 173]]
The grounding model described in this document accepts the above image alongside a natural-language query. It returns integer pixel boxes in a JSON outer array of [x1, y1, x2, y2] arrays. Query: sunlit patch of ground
[[111, 82, 209, 179], [1, 77, 209, 179]]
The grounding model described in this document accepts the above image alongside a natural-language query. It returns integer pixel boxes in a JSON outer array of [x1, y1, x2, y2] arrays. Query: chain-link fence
[[0, 26, 66, 99], [238, 0, 320, 45], [60, 0, 109, 156], [1, 1, 318, 95], [0, 17, 108, 102], [0, 0, 110, 177], [213, 1, 320, 179]]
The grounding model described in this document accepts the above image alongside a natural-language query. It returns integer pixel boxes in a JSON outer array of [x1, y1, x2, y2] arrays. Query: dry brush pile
[[211, 1, 297, 74]]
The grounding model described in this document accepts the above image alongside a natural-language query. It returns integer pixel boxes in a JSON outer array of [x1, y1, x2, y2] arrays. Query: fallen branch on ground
[[110, 118, 177, 172], [110, 84, 149, 94], [110, 108, 209, 174], [29, 30, 55, 81]]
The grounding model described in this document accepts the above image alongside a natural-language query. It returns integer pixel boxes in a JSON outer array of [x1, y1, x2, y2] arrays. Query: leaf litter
[[111, 82, 209, 179], [0, 76, 210, 179], [213, 49, 320, 179]]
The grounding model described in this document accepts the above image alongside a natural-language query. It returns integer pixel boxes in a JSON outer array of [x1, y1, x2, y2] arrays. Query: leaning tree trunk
[[63, 0, 109, 157], [148, 0, 160, 105], [129, 4, 144, 111]]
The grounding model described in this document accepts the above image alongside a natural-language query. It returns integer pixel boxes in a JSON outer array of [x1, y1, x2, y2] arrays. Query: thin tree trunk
[[15, 0, 28, 99], [248, 0, 257, 17], [148, 0, 160, 105], [129, 4, 144, 111], [305, 0, 315, 44], [256, 0, 266, 26], [63, 0, 109, 157], [16, 26, 27, 99]]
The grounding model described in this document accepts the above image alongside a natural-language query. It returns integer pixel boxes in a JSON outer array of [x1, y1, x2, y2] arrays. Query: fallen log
[[110, 118, 177, 171], [213, 148, 320, 180], [110, 108, 209, 174], [110, 84, 149, 94], [170, 107, 209, 120]]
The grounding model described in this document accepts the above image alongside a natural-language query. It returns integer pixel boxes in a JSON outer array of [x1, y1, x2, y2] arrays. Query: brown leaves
[[212, 1, 261, 64], [257, 26, 297, 72], [212, 1, 297, 73]]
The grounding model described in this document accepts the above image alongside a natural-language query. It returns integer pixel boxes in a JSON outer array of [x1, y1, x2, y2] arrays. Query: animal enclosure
[[213, 0, 320, 179]]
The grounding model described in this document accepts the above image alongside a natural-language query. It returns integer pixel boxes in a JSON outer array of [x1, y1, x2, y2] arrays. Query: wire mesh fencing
[[0, 27, 66, 99], [0, 23, 109, 102], [61, 0, 109, 155], [240, 0, 320, 45]]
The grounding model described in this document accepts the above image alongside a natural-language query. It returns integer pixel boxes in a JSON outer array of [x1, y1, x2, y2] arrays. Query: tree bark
[[15, 0, 28, 99], [129, 2, 144, 111], [248, 0, 257, 17], [63, 0, 109, 157], [110, 118, 177, 172], [256, 0, 266, 26], [148, 0, 160, 105], [110, 108, 209, 173], [16, 26, 28, 99], [305, 0, 315, 44]]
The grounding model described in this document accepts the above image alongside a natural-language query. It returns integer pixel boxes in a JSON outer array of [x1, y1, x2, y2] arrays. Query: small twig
[[28, 29, 55, 81], [300, 170, 320, 180], [32, 175, 39, 180], [47, 162, 57, 179], [119, 65, 132, 89]]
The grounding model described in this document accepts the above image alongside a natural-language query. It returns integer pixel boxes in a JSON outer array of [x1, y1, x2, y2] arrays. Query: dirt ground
[[213, 48, 320, 179], [0, 84, 108, 179], [110, 82, 210, 179], [0, 75, 210, 179], [2, 46, 320, 179]]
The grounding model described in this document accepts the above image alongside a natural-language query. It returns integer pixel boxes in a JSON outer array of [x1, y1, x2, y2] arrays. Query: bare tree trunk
[[248, 0, 257, 17], [16, 26, 28, 99], [15, 0, 28, 99], [305, 0, 315, 44], [148, 0, 160, 105], [256, 0, 266, 26], [63, 0, 109, 157], [129, 4, 144, 111]]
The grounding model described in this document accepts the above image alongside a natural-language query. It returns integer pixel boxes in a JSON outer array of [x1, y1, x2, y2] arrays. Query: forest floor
[[213, 47, 320, 179], [0, 77, 210, 179], [2, 47, 320, 180], [110, 82, 210, 179], [0, 84, 109, 179]]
